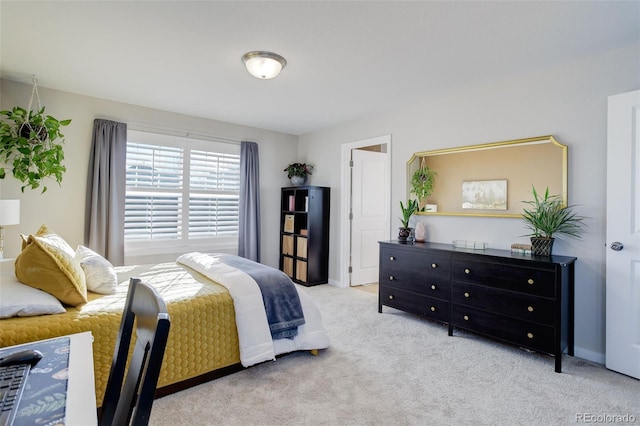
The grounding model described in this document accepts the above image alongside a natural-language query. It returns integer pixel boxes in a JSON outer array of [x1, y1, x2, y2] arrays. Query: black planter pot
[[398, 227, 413, 242], [530, 236, 554, 256]]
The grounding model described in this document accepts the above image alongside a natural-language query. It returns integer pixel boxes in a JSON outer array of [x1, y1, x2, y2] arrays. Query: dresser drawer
[[380, 285, 449, 323], [380, 247, 450, 295], [380, 247, 450, 278], [451, 304, 554, 354], [451, 283, 555, 325], [452, 259, 556, 298], [379, 273, 450, 299]]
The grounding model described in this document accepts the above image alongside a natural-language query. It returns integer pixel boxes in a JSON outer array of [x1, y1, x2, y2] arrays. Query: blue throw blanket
[[219, 255, 305, 339]]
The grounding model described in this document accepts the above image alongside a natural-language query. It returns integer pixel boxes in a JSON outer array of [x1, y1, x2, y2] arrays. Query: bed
[[0, 226, 330, 406]]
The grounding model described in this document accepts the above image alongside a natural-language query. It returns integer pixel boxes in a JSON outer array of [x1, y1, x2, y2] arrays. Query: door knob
[[610, 242, 624, 251]]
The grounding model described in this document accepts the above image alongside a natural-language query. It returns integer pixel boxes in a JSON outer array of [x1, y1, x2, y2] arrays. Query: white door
[[351, 149, 389, 286], [606, 89, 640, 379]]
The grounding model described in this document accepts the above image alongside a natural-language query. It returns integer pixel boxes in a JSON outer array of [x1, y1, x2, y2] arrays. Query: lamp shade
[[0, 199, 20, 226], [242, 51, 287, 79]]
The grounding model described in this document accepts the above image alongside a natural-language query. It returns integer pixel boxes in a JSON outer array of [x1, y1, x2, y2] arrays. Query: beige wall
[[0, 79, 298, 269], [299, 42, 640, 363]]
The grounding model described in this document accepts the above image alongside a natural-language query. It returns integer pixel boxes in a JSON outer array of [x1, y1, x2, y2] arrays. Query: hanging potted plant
[[284, 162, 313, 186], [410, 164, 437, 203], [521, 185, 586, 256], [398, 199, 419, 242], [0, 78, 71, 193]]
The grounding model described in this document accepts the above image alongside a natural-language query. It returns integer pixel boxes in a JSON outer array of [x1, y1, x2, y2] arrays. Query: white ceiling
[[1, 1, 638, 136]]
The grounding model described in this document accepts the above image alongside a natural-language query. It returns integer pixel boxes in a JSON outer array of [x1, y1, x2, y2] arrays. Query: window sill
[[124, 239, 238, 265]]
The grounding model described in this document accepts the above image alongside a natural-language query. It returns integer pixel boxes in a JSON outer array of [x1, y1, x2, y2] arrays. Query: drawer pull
[[463, 315, 469, 321], [431, 263, 438, 269], [527, 332, 534, 339], [464, 268, 470, 274], [389, 275, 394, 281], [389, 256, 395, 261], [464, 292, 470, 298], [388, 294, 395, 300], [431, 284, 436, 290], [527, 306, 534, 312], [430, 306, 436, 312], [527, 278, 534, 285]]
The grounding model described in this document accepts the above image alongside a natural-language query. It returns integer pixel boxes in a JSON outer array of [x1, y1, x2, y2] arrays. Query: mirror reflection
[[406, 136, 567, 218]]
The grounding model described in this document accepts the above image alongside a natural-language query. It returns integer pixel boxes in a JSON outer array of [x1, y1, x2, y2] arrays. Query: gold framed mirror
[[406, 135, 567, 218]]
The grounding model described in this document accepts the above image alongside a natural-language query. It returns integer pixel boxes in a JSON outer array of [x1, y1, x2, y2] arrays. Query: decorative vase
[[530, 236, 554, 256], [414, 222, 427, 242], [398, 227, 413, 242], [290, 175, 306, 186]]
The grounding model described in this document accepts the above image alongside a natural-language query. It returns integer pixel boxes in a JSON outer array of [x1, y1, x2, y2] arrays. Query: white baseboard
[[328, 278, 345, 287], [573, 346, 605, 365]]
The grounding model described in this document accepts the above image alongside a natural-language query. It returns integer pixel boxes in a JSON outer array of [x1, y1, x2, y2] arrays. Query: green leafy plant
[[399, 199, 419, 228], [410, 165, 437, 201], [521, 185, 585, 240], [0, 106, 71, 192], [284, 162, 313, 178]]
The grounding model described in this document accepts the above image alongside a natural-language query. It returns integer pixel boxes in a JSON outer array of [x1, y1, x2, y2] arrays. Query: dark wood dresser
[[378, 240, 576, 372]]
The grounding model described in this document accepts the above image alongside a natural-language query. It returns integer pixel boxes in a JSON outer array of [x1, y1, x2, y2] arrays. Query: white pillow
[[75, 246, 117, 295], [0, 278, 66, 318]]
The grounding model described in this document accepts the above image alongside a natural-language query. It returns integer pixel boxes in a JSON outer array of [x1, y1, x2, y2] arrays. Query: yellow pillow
[[15, 224, 88, 306]]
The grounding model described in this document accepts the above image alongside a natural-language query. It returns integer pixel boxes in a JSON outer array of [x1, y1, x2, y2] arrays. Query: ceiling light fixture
[[242, 51, 287, 79]]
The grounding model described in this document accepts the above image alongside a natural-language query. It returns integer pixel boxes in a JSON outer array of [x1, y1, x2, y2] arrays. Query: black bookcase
[[279, 186, 330, 286]]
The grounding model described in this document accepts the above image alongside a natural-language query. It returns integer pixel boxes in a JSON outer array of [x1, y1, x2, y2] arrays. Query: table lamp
[[0, 199, 20, 260]]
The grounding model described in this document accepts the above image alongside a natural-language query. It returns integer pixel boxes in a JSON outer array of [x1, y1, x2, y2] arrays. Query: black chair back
[[99, 277, 171, 426]]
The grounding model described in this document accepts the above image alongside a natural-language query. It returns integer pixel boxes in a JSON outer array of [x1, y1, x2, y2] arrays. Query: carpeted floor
[[149, 284, 639, 426], [353, 283, 378, 294]]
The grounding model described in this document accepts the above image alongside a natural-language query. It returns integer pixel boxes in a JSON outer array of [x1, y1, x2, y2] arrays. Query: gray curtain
[[85, 119, 127, 265], [238, 141, 261, 262]]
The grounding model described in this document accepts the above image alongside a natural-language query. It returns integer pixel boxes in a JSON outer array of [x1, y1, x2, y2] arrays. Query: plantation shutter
[[125, 143, 183, 240], [125, 133, 240, 243], [188, 149, 240, 238]]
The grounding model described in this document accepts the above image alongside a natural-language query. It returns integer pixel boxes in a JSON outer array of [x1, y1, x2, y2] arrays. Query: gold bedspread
[[0, 262, 241, 405]]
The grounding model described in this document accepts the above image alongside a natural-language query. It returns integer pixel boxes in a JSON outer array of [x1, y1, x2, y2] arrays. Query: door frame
[[339, 135, 392, 288]]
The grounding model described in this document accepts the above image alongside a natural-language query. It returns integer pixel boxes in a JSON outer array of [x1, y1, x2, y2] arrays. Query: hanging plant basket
[[410, 157, 437, 207], [0, 77, 71, 192], [19, 122, 48, 140]]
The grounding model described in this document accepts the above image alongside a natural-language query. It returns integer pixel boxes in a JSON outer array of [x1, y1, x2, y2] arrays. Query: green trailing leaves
[[410, 165, 436, 201], [0, 106, 70, 192]]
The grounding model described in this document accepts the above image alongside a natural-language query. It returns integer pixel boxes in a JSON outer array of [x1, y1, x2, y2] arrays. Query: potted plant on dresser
[[521, 185, 586, 255], [398, 199, 419, 242]]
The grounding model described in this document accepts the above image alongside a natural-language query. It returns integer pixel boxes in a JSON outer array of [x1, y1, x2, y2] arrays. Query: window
[[125, 130, 240, 254]]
